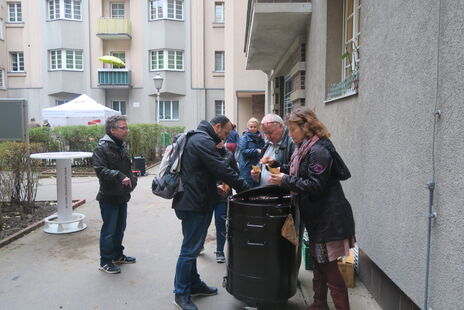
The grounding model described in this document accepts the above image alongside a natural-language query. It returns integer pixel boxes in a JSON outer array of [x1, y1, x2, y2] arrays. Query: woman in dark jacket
[[266, 108, 355, 310], [238, 117, 265, 187]]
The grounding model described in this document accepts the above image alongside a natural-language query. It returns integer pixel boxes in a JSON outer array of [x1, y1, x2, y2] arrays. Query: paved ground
[[0, 167, 382, 310]]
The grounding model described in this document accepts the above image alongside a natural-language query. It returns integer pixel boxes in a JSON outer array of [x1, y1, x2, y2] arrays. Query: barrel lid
[[232, 185, 290, 200]]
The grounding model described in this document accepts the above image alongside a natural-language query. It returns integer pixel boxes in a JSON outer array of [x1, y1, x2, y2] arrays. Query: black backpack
[[151, 130, 204, 199]]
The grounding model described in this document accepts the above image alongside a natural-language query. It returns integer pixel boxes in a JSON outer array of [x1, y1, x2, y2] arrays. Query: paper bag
[[281, 214, 299, 247]]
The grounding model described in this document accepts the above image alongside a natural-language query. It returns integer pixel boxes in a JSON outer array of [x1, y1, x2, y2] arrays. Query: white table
[[30, 152, 93, 234]]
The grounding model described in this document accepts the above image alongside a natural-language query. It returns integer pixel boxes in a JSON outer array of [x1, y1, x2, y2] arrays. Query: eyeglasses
[[115, 126, 129, 131]]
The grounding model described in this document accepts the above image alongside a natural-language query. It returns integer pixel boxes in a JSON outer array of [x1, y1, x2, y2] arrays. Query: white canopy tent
[[42, 94, 121, 126]]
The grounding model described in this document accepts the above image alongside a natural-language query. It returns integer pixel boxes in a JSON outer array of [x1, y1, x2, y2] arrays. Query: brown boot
[[306, 262, 330, 310]]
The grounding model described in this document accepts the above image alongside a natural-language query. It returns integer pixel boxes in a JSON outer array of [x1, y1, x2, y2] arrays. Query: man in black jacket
[[93, 115, 137, 274], [172, 115, 249, 310]]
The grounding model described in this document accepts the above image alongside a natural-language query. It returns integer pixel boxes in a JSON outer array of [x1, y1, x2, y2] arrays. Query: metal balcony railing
[[98, 69, 131, 87], [96, 18, 131, 39]]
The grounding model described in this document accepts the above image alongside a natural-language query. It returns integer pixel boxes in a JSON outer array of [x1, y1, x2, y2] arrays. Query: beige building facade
[[0, 0, 265, 131]]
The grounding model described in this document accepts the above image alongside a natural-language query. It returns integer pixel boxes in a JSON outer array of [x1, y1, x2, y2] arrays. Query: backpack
[[151, 129, 204, 199]]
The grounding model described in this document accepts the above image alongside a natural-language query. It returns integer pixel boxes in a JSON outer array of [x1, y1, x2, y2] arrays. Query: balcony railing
[[98, 69, 131, 88], [96, 18, 131, 40]]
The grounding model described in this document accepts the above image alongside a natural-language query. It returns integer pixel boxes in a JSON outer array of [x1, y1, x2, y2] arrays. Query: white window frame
[[10, 52, 24, 72], [0, 19, 4, 40], [215, 51, 225, 72], [55, 99, 69, 105], [215, 2, 224, 23], [158, 100, 179, 121], [150, 49, 184, 71], [149, 0, 183, 21], [215, 100, 225, 116], [342, 0, 361, 80], [49, 49, 83, 71], [8, 2, 22, 23], [0, 68, 5, 88], [48, 0, 82, 21], [111, 2, 125, 19], [112, 100, 127, 115], [110, 51, 126, 68]]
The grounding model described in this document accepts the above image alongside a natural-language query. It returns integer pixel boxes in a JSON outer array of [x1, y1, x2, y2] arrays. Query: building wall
[[303, 0, 464, 308]]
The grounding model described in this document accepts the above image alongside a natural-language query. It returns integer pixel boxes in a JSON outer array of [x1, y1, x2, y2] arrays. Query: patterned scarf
[[289, 135, 320, 177]]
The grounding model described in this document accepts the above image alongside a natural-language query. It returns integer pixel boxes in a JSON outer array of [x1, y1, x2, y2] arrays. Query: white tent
[[42, 94, 121, 126]]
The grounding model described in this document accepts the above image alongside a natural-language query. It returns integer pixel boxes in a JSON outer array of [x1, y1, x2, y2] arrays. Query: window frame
[[215, 51, 225, 72], [10, 52, 24, 72], [110, 51, 126, 68], [49, 49, 83, 71], [150, 49, 184, 71], [0, 68, 5, 88], [48, 0, 82, 21], [149, 0, 184, 21], [111, 2, 125, 19], [8, 2, 23, 23], [112, 100, 127, 115], [214, 2, 224, 23], [342, 0, 361, 80], [55, 99, 69, 105], [214, 100, 225, 116], [158, 100, 179, 121]]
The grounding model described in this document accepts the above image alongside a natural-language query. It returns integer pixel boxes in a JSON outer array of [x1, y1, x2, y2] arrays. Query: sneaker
[[174, 294, 198, 310], [215, 251, 225, 263], [113, 255, 136, 264], [99, 263, 121, 274], [190, 283, 218, 296]]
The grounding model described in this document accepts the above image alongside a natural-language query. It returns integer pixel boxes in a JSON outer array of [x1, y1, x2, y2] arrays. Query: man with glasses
[[251, 114, 295, 185], [93, 115, 137, 274]]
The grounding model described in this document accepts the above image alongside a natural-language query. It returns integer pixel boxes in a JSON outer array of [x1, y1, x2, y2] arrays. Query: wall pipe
[[424, 0, 442, 309]]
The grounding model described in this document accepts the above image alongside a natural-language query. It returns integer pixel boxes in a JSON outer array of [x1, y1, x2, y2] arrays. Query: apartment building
[[0, 0, 265, 131], [245, 0, 464, 309]]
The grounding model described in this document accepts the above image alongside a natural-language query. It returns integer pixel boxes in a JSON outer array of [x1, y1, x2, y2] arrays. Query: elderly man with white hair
[[251, 113, 295, 185]]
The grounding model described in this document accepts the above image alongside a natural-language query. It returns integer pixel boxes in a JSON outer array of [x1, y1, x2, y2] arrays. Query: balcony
[[96, 18, 131, 40], [245, 0, 312, 71], [98, 69, 131, 88]]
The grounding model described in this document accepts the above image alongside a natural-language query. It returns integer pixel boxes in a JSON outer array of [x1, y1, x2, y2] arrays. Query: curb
[[0, 199, 86, 249]]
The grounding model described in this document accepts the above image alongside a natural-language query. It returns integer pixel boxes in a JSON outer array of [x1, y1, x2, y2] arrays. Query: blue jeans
[[206, 202, 227, 253], [174, 210, 211, 295], [99, 202, 127, 265]]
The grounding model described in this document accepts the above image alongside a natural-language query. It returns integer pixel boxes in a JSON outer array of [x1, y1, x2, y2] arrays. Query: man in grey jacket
[[92, 115, 137, 274]]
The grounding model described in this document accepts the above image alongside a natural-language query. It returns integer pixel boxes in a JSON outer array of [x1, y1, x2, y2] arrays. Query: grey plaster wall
[[305, 0, 464, 307]]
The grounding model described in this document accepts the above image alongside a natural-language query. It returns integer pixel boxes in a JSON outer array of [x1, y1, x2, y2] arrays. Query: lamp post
[[153, 72, 164, 123]]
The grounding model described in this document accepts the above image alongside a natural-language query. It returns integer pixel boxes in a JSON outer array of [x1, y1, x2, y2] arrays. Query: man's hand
[[122, 177, 132, 188], [269, 173, 284, 186], [251, 168, 261, 181]]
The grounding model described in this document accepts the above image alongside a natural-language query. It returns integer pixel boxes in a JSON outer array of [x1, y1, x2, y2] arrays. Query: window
[[283, 76, 293, 115], [215, 100, 225, 116], [215, 51, 224, 72], [149, 0, 183, 20], [150, 50, 183, 71], [215, 2, 224, 23], [112, 100, 127, 115], [10, 52, 24, 72], [0, 20, 4, 40], [159, 100, 179, 121], [343, 0, 361, 78], [111, 3, 125, 18], [48, 0, 81, 20], [110, 51, 125, 68], [8, 2, 22, 22], [0, 69, 4, 88], [55, 99, 69, 105], [49, 49, 83, 71]]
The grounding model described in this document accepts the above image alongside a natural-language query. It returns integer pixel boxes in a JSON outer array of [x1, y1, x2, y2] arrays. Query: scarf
[[289, 135, 320, 177]]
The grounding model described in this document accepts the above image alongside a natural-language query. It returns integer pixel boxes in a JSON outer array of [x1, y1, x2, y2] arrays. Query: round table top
[[30, 152, 93, 160]]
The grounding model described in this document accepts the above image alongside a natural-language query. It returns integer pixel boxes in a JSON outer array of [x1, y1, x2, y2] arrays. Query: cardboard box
[[337, 249, 355, 288]]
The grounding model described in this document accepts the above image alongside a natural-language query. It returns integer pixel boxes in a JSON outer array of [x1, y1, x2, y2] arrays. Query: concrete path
[[0, 167, 382, 310]]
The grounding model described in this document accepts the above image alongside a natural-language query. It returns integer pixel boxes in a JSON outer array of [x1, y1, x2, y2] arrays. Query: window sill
[[150, 69, 184, 72], [6, 22, 25, 28], [212, 22, 224, 28], [324, 90, 358, 104], [149, 18, 184, 22], [213, 71, 224, 77], [7, 71, 26, 77], [48, 69, 84, 72], [47, 18, 83, 22], [159, 119, 179, 122]]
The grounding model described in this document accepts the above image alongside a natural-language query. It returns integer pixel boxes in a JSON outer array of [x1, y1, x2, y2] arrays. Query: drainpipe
[[424, 0, 442, 309]]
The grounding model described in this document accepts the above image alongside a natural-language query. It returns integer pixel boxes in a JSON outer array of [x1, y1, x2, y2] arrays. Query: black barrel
[[133, 156, 146, 176], [225, 185, 299, 306]]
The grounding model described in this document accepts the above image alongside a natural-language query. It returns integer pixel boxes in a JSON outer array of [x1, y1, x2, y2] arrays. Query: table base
[[43, 213, 87, 234]]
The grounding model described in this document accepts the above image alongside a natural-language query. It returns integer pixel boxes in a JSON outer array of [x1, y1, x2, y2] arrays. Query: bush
[[0, 142, 42, 220]]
